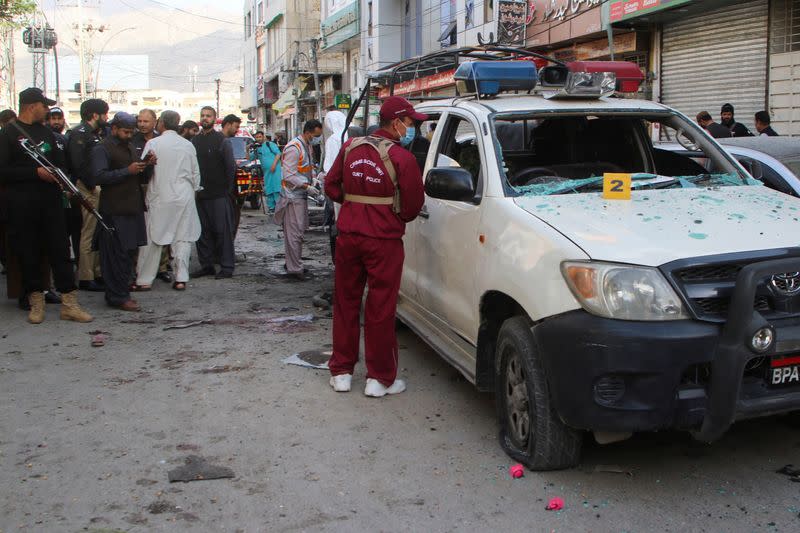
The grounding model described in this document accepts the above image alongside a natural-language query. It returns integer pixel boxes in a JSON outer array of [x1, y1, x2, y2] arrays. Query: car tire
[[495, 316, 582, 470]]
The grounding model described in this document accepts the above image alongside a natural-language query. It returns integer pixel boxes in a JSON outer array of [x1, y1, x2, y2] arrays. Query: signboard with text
[[609, 0, 692, 22], [322, 1, 360, 50], [525, 0, 603, 47], [498, 0, 527, 45], [378, 69, 457, 98]]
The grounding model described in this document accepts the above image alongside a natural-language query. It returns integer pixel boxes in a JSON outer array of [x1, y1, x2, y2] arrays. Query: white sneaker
[[364, 378, 406, 397], [329, 374, 352, 392]]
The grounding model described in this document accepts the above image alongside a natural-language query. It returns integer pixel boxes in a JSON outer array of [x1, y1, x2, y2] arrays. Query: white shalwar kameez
[[136, 130, 202, 285]]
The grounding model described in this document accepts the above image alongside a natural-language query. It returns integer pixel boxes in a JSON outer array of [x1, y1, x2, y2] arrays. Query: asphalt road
[[1, 210, 799, 533]]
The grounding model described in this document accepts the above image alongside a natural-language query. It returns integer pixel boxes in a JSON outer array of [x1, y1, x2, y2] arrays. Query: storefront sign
[[377, 69, 457, 98], [550, 31, 638, 61], [540, 0, 601, 22], [525, 0, 603, 47], [609, 0, 691, 22], [498, 0, 527, 45], [334, 94, 352, 110], [322, 1, 360, 49]]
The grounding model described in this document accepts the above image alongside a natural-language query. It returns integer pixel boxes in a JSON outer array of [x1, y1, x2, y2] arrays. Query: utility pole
[[309, 38, 323, 161], [215, 78, 221, 116], [293, 40, 301, 136], [77, 0, 86, 99]]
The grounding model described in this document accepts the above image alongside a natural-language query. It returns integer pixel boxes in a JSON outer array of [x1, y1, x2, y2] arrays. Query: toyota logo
[[770, 272, 800, 296]]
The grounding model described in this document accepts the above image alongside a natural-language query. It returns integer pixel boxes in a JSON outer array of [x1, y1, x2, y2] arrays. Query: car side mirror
[[425, 167, 475, 202]]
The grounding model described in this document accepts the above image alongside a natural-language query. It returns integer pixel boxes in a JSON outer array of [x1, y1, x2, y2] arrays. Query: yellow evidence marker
[[602, 173, 632, 200]]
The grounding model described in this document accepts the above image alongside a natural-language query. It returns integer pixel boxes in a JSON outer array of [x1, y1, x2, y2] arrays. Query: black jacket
[[760, 126, 779, 137], [192, 130, 236, 200], [0, 120, 66, 195], [90, 136, 148, 216], [66, 121, 104, 187]]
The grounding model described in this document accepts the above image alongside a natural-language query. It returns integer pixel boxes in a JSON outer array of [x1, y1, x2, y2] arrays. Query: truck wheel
[[495, 316, 582, 470]]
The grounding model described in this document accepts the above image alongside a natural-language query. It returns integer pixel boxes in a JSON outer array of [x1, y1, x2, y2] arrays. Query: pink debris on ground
[[545, 497, 564, 511], [509, 463, 524, 478]]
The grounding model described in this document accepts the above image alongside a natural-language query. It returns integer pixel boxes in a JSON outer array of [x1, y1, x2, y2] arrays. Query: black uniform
[[192, 130, 236, 275], [760, 126, 780, 137], [705, 122, 732, 139], [66, 121, 104, 186], [90, 136, 148, 306], [0, 120, 75, 294], [53, 129, 82, 263]]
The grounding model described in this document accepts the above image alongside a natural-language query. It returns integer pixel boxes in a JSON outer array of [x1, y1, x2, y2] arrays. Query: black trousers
[[98, 231, 134, 306], [196, 197, 235, 274], [7, 189, 75, 294]]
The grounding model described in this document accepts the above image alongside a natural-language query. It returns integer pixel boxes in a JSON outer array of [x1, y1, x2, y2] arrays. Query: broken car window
[[492, 112, 750, 196]]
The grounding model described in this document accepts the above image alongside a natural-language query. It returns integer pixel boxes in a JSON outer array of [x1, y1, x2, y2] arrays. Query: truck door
[[415, 111, 484, 344]]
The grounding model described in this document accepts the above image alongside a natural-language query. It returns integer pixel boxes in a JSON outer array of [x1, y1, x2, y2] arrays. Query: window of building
[[439, 0, 457, 48], [367, 1, 373, 37], [771, 0, 800, 53], [245, 11, 252, 38], [484, 0, 494, 23], [257, 1, 263, 25]]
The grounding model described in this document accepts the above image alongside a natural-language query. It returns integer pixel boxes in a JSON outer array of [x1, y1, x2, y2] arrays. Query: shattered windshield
[[492, 112, 752, 196]]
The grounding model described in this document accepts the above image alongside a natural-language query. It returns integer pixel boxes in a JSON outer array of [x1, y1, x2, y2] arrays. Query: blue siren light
[[454, 61, 538, 97]]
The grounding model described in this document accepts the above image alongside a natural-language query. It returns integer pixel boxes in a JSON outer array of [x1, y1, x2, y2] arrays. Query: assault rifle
[[11, 121, 113, 233]]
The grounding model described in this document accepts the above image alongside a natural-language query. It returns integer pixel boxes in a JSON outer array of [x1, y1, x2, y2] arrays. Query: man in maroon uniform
[[324, 96, 426, 397]]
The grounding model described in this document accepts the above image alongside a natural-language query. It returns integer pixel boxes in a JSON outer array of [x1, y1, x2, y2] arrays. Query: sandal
[[172, 282, 186, 291], [130, 284, 151, 292]]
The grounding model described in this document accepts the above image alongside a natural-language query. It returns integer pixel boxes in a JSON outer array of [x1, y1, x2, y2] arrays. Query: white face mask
[[310, 135, 322, 145]]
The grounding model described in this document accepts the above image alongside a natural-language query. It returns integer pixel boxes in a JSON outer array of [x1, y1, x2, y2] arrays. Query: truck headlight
[[561, 262, 689, 321]]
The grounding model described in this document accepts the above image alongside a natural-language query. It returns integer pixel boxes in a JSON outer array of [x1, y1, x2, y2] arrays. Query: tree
[[0, 0, 36, 27]]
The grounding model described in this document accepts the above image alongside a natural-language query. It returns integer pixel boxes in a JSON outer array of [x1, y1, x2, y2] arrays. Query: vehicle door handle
[[418, 207, 430, 219]]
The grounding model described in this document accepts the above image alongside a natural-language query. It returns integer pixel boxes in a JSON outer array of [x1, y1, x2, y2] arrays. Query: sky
[[39, 0, 243, 20]]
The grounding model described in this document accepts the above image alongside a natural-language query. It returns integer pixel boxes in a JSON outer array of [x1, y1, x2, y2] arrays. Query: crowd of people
[[0, 86, 426, 398], [696, 103, 781, 138], [0, 88, 256, 321]]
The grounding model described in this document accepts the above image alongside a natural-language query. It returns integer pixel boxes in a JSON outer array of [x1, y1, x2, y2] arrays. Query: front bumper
[[533, 258, 800, 439]]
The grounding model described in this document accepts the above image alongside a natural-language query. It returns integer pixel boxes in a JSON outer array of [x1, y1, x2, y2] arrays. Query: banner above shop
[[609, 0, 692, 22], [525, 0, 603, 47], [377, 69, 457, 98], [322, 1, 360, 50]]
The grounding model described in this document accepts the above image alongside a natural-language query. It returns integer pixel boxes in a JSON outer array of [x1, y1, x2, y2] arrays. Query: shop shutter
[[661, 0, 768, 133]]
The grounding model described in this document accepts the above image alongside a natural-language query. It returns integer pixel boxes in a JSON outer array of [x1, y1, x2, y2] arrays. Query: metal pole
[[293, 40, 301, 136], [215, 78, 221, 116], [606, 23, 615, 61], [77, 0, 86, 99], [310, 38, 323, 161], [53, 45, 60, 103]]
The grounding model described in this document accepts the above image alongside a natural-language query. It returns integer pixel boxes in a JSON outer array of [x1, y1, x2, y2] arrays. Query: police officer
[[46, 106, 80, 270], [324, 96, 426, 397], [66, 98, 108, 291], [0, 88, 93, 324]]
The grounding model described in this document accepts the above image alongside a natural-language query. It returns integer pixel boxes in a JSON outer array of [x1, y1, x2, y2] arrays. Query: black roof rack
[[342, 44, 562, 141]]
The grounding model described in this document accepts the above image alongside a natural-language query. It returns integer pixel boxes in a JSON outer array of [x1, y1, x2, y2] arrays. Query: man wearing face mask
[[324, 96, 426, 397], [274, 119, 323, 281]]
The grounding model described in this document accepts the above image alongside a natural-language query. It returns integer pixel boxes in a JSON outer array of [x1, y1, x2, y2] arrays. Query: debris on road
[[167, 455, 235, 483], [776, 464, 800, 482], [509, 464, 524, 478], [593, 464, 634, 477], [545, 497, 564, 511], [266, 314, 314, 323], [163, 320, 213, 331], [282, 350, 331, 369], [311, 293, 332, 310], [195, 363, 253, 374], [91, 334, 106, 347]]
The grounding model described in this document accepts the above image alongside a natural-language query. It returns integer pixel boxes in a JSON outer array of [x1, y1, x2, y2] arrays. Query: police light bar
[[568, 61, 644, 93], [454, 61, 538, 98], [538, 60, 644, 99]]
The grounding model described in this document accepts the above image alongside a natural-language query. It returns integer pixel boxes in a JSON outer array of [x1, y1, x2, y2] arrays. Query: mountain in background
[[15, 3, 243, 93]]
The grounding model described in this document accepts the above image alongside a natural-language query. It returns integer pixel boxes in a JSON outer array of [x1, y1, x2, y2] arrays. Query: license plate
[[767, 355, 800, 387]]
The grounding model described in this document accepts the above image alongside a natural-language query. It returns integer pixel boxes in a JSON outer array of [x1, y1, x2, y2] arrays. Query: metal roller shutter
[[661, 0, 768, 133]]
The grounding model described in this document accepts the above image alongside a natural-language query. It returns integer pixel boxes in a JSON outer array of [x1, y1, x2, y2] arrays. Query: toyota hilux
[[347, 47, 800, 470]]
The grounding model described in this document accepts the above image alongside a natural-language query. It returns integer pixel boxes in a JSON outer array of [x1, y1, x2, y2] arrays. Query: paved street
[[1, 210, 799, 532]]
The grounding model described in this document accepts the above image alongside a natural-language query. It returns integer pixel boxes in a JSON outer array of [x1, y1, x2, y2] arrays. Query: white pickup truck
[[350, 48, 800, 470]]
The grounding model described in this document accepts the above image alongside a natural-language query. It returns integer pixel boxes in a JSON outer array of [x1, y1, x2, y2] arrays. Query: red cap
[[379, 96, 429, 122]]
